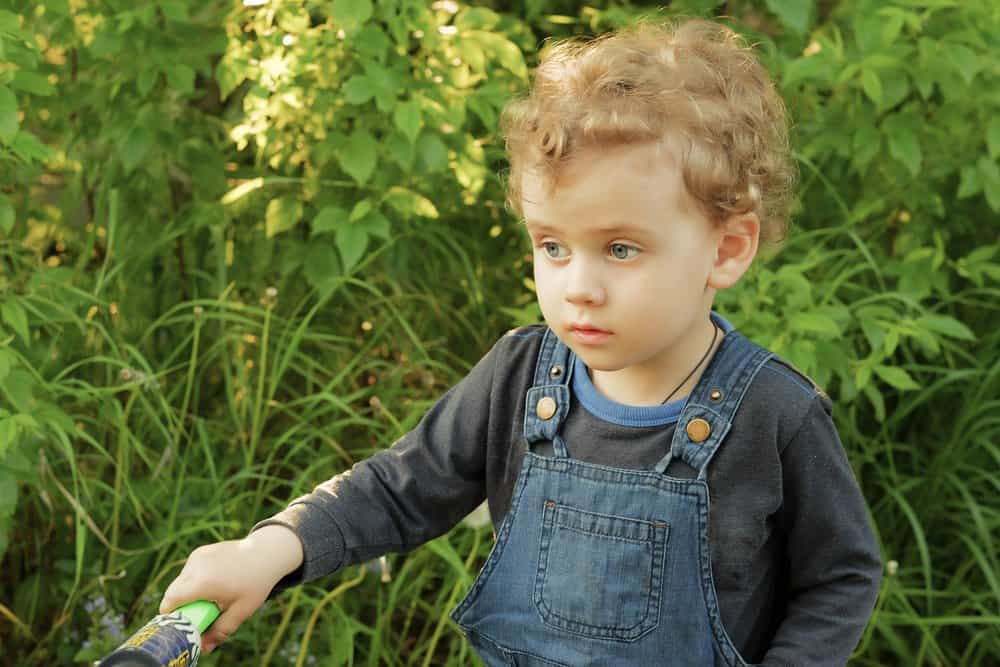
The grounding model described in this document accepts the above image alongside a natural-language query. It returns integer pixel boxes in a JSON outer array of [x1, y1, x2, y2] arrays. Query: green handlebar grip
[[175, 600, 221, 633]]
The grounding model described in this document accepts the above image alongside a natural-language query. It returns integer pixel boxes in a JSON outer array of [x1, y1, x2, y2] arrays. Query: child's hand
[[159, 525, 304, 653]]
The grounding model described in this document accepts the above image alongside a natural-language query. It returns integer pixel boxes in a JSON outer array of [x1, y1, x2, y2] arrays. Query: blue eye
[[610, 243, 639, 260], [541, 242, 567, 259]]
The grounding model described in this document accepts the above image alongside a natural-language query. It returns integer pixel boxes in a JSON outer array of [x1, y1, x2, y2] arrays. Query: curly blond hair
[[500, 17, 796, 245]]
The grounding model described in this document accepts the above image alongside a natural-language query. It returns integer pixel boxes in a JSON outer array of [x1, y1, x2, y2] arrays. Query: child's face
[[522, 140, 724, 385]]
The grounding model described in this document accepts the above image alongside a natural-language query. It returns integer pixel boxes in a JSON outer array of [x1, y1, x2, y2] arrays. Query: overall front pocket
[[532, 500, 669, 642]]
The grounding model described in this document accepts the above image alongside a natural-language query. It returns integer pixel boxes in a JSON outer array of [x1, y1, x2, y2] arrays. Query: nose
[[564, 260, 605, 306]]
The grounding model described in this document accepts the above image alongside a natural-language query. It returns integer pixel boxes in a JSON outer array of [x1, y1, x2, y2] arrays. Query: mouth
[[568, 324, 613, 344], [569, 324, 611, 334]]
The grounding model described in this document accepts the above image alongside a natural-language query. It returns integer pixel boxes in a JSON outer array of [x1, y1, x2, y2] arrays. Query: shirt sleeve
[[252, 335, 503, 589], [760, 394, 883, 667]]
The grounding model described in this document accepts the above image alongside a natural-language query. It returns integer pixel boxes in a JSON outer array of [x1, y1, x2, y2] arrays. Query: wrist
[[243, 524, 304, 579]]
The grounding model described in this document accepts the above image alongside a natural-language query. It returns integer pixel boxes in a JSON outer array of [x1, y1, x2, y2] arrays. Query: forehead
[[520, 139, 702, 234]]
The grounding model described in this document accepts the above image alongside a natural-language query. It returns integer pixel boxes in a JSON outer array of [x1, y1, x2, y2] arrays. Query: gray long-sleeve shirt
[[255, 323, 883, 666]]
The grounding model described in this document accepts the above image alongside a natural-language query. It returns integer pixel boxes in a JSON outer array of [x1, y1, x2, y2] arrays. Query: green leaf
[[349, 199, 373, 223], [312, 206, 348, 235], [216, 57, 247, 100], [393, 100, 422, 145], [789, 312, 841, 337], [336, 224, 368, 273], [416, 132, 448, 172], [989, 117, 1000, 161], [0, 348, 12, 386], [863, 383, 885, 423], [160, 0, 188, 21], [136, 65, 159, 98], [342, 75, 375, 105], [0, 86, 18, 144], [278, 5, 310, 33], [0, 469, 16, 516], [861, 68, 882, 106], [455, 37, 487, 73], [384, 186, 438, 219], [764, 0, 810, 33], [957, 165, 980, 199], [10, 71, 54, 96], [887, 125, 921, 177], [265, 197, 303, 238], [360, 211, 391, 240], [1, 300, 29, 345], [337, 130, 377, 185], [331, 0, 373, 32], [915, 314, 976, 341], [386, 130, 415, 169], [303, 243, 342, 290], [873, 365, 920, 391], [10, 131, 54, 164], [0, 194, 13, 235], [455, 7, 502, 31], [164, 63, 195, 93], [978, 156, 1000, 212], [221, 177, 263, 205], [122, 126, 154, 173], [946, 44, 978, 85], [468, 31, 527, 80], [354, 25, 391, 63], [0, 10, 22, 37], [855, 363, 872, 391]]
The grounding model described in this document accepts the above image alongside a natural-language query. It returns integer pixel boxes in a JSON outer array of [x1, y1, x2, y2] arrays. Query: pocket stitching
[[533, 501, 669, 641]]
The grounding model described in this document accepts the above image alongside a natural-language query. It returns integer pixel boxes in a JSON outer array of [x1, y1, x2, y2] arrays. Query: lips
[[569, 323, 611, 334]]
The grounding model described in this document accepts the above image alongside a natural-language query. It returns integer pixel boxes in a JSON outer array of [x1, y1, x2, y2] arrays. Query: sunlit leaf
[[265, 196, 303, 238], [332, 0, 373, 32], [873, 365, 920, 391], [384, 186, 438, 218]]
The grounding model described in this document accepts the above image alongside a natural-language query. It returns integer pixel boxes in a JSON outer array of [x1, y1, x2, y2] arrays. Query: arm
[[254, 335, 503, 588], [761, 395, 883, 667]]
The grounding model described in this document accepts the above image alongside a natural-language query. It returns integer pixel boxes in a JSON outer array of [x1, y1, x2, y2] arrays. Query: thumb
[[201, 602, 253, 653]]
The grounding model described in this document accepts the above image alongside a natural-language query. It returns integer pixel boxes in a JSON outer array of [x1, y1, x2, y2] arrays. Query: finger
[[200, 603, 250, 653], [159, 574, 192, 615]]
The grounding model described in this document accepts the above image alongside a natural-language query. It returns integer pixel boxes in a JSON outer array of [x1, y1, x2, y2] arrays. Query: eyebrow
[[523, 220, 651, 236]]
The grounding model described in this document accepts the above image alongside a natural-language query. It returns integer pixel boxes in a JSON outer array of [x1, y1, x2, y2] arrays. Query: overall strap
[[653, 331, 774, 479], [523, 326, 575, 457]]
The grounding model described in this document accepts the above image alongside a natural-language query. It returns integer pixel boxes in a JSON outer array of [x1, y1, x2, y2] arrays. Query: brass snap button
[[709, 390, 723, 401], [686, 418, 711, 443], [536, 396, 557, 420], [549, 365, 563, 379]]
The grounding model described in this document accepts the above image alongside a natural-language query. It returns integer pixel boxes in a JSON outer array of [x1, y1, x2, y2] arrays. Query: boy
[[161, 18, 882, 666]]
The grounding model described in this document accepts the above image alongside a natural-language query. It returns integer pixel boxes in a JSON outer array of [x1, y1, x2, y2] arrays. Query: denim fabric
[[449, 315, 773, 666]]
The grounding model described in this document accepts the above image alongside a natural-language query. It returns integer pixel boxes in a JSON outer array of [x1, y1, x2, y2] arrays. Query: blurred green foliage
[[1, 0, 998, 665]]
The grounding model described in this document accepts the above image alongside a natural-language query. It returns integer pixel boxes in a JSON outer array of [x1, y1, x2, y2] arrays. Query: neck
[[589, 317, 723, 407]]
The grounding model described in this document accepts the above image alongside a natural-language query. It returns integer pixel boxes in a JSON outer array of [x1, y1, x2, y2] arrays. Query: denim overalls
[[450, 318, 774, 666]]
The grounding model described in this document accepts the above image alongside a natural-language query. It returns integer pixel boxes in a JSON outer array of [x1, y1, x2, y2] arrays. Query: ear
[[706, 213, 759, 290]]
